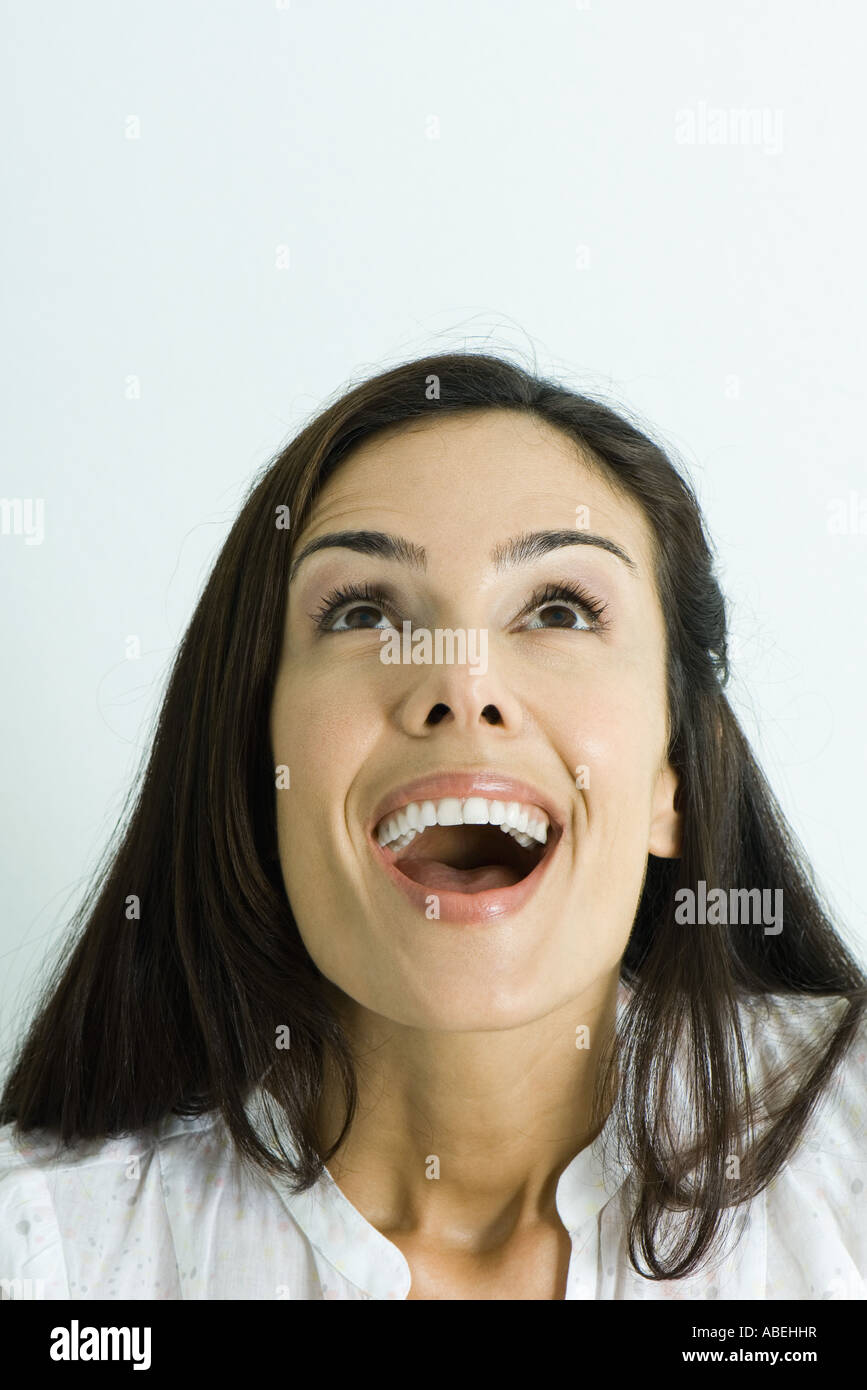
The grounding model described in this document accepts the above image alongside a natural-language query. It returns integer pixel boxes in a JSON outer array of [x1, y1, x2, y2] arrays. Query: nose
[[393, 665, 525, 737]]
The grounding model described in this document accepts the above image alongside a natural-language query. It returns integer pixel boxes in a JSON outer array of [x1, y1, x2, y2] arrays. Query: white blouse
[[1, 987, 865, 1300]]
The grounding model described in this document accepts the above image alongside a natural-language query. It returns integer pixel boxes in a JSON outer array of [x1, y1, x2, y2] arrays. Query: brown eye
[[525, 602, 592, 631], [311, 583, 402, 631], [333, 603, 393, 630], [516, 580, 608, 632]]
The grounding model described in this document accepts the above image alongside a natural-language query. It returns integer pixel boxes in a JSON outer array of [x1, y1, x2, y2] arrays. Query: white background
[[2, 1, 865, 1079]]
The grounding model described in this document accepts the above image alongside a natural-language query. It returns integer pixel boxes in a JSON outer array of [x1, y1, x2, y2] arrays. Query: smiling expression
[[269, 408, 682, 1030]]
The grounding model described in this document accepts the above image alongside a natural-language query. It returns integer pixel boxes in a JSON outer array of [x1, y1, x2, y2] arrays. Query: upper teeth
[[375, 796, 551, 852]]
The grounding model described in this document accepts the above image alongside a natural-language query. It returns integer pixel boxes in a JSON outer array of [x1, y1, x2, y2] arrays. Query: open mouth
[[372, 798, 560, 897]]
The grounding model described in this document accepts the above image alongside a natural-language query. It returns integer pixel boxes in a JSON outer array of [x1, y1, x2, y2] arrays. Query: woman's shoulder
[[0, 1107, 238, 1219], [0, 1106, 227, 1175], [734, 989, 867, 1155], [739, 991, 867, 1298], [738, 988, 866, 1106], [0, 1108, 232, 1299], [740, 986, 863, 1045]]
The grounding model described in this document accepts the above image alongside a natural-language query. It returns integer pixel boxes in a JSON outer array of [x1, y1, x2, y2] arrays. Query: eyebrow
[[288, 527, 636, 586], [288, 530, 427, 586], [492, 529, 636, 573]]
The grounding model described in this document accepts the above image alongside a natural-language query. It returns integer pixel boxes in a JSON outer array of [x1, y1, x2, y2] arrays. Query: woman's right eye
[[326, 602, 397, 631], [310, 583, 402, 631]]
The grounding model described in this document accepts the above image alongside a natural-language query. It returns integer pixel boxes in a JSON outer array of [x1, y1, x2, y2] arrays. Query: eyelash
[[309, 579, 609, 632]]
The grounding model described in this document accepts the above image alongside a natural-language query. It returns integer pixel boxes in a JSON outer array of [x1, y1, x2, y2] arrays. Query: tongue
[[396, 858, 522, 893]]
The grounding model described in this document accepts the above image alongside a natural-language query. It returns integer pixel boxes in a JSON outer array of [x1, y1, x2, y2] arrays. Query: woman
[[1, 352, 864, 1300]]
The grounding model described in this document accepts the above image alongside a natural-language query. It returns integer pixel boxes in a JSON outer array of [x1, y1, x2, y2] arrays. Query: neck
[[313, 971, 621, 1250]]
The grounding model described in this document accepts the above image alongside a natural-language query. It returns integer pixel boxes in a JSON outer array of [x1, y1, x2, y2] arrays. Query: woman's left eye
[[522, 601, 593, 631], [517, 583, 608, 632]]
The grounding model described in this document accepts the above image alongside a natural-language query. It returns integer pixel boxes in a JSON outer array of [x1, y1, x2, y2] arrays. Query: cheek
[[269, 665, 384, 860], [271, 661, 378, 770], [550, 667, 668, 863], [555, 665, 665, 780]]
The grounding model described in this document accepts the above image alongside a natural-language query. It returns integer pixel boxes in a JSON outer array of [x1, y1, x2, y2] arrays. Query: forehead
[[300, 408, 656, 575]]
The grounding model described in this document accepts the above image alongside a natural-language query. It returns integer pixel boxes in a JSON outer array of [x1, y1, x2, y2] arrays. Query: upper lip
[[368, 771, 566, 839]]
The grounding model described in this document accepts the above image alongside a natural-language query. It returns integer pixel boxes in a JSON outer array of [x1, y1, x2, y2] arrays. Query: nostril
[[424, 703, 504, 726]]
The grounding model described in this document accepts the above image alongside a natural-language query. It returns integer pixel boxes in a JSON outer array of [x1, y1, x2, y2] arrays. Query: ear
[[648, 761, 682, 858]]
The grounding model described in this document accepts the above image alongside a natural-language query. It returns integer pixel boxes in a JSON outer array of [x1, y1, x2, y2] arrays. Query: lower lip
[[369, 830, 560, 925]]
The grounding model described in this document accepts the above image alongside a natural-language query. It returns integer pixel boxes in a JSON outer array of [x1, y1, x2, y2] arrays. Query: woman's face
[[270, 409, 681, 1029]]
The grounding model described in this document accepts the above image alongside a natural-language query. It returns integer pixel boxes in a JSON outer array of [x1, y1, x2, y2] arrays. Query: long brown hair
[[3, 352, 864, 1280]]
